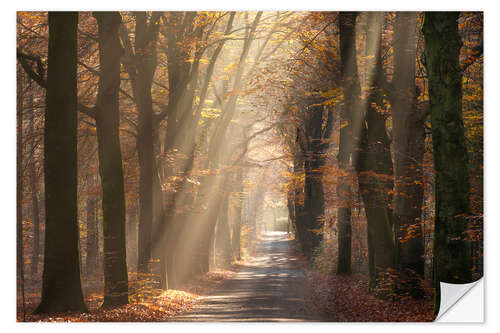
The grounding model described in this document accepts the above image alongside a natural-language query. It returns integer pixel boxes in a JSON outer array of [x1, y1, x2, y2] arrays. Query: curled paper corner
[[436, 278, 484, 322]]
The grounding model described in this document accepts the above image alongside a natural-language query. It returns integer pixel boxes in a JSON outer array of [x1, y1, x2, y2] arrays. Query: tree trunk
[[216, 191, 232, 267], [157, 17, 198, 287], [423, 12, 473, 313], [152, 160, 169, 289], [292, 154, 307, 254], [392, 11, 426, 298], [130, 12, 160, 274], [185, 173, 221, 277], [303, 154, 325, 259], [28, 96, 41, 278], [301, 100, 333, 261], [137, 96, 153, 274], [337, 207, 352, 274], [231, 169, 244, 261], [93, 11, 129, 308], [17, 66, 26, 319], [355, 12, 395, 291], [336, 12, 360, 275], [29, 173, 41, 278], [126, 204, 138, 272], [35, 12, 87, 314], [154, 12, 237, 285]]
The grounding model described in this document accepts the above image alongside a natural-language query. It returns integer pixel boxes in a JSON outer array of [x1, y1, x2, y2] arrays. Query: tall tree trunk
[[336, 12, 360, 275], [203, 175, 225, 272], [35, 12, 87, 314], [300, 100, 333, 261], [423, 12, 473, 314], [17, 66, 26, 319], [292, 154, 307, 254], [231, 169, 244, 261], [29, 176, 41, 278], [28, 94, 41, 278], [287, 184, 295, 235], [190, 12, 262, 273], [152, 160, 169, 289], [93, 11, 129, 308], [216, 190, 232, 267], [303, 152, 325, 259], [159, 12, 237, 285], [184, 172, 220, 277], [392, 12, 426, 298], [157, 12, 195, 288], [126, 203, 138, 272], [355, 12, 395, 291], [122, 12, 161, 274], [136, 93, 153, 274]]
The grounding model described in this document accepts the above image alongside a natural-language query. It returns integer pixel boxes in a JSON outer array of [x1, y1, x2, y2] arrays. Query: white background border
[[3, 0, 496, 331]]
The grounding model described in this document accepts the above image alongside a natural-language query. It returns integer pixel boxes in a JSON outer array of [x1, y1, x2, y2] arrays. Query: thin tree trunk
[[137, 97, 153, 274], [29, 166, 41, 278], [287, 185, 295, 235], [216, 191, 232, 267], [231, 169, 244, 261], [292, 154, 307, 254], [155, 12, 237, 285], [28, 93, 41, 278], [126, 202, 138, 272], [17, 66, 26, 319]]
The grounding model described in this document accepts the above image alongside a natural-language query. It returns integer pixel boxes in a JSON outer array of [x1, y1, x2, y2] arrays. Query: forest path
[[172, 231, 321, 322]]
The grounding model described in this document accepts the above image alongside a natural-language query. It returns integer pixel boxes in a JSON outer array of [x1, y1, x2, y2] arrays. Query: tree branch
[[17, 48, 45, 88], [18, 48, 97, 119]]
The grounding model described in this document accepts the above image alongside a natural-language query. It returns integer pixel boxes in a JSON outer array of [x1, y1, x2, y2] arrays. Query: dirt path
[[172, 231, 322, 322]]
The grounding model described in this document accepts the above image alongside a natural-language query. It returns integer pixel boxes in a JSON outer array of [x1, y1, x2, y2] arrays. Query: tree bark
[[298, 99, 333, 261], [157, 12, 198, 289], [423, 12, 473, 313], [336, 12, 360, 275], [303, 143, 325, 259], [17, 66, 26, 318], [93, 11, 129, 308], [136, 87, 154, 274], [120, 12, 161, 273], [392, 12, 426, 298], [355, 12, 396, 291], [35, 12, 87, 314]]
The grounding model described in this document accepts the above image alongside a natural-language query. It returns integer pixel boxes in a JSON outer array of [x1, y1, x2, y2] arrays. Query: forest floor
[[172, 231, 323, 321], [17, 261, 236, 322], [303, 257, 436, 322], [17, 231, 435, 322], [305, 270, 435, 322]]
